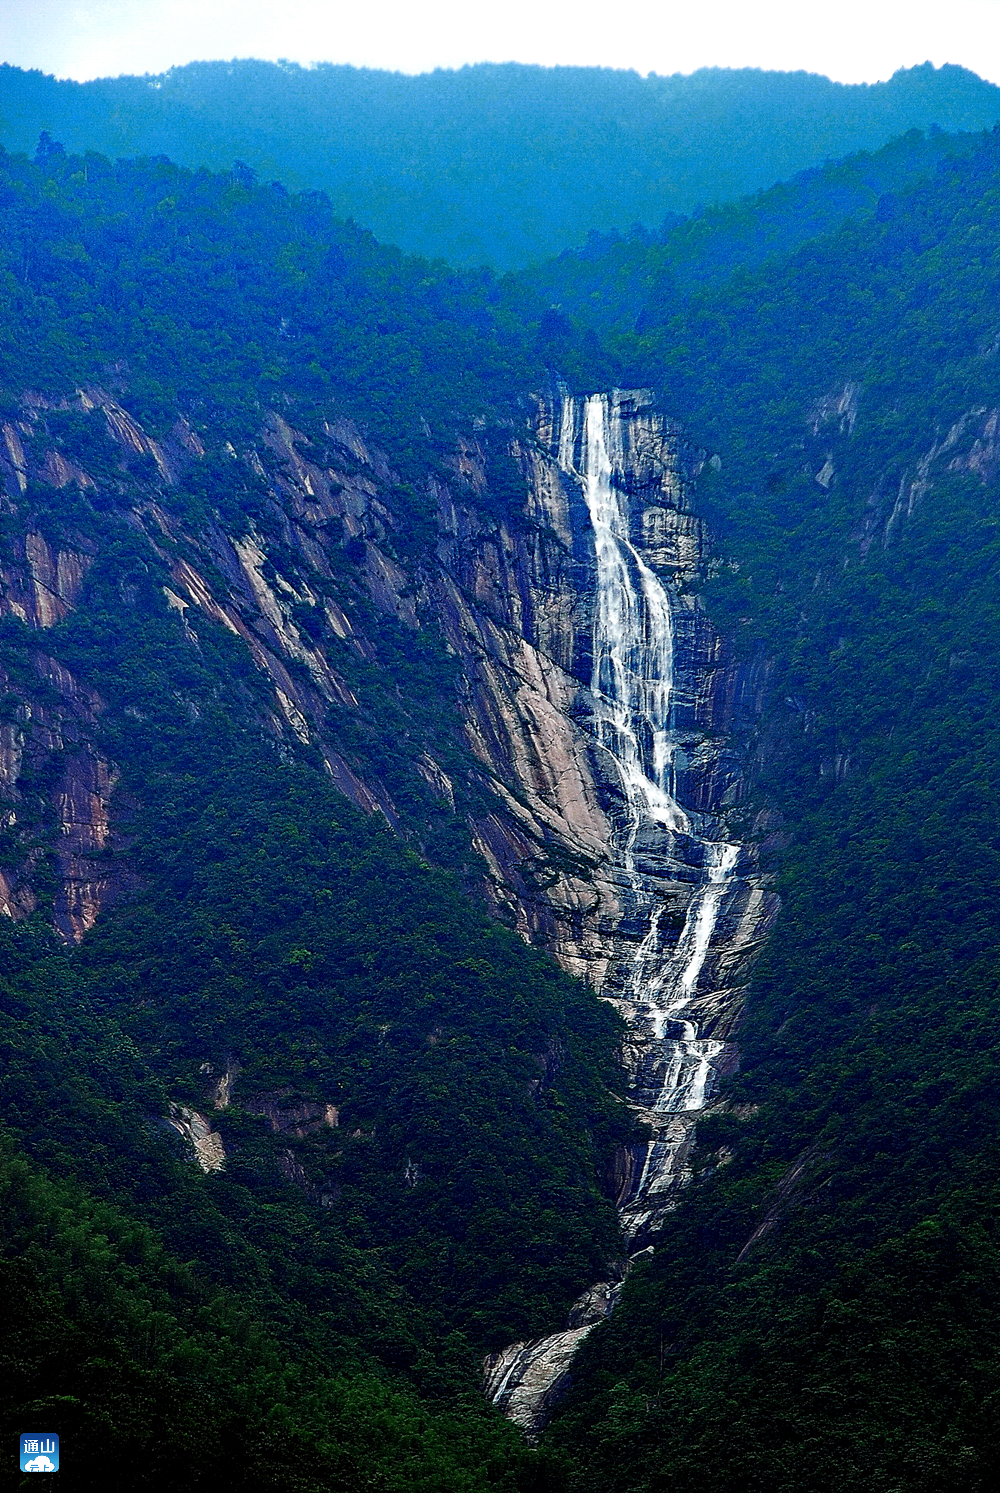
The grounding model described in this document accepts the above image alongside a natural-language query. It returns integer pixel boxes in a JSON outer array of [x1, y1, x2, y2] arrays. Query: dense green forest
[[0, 140, 632, 1488], [517, 124, 983, 328], [0, 608, 621, 1489], [531, 106, 1000, 1493], [1, 60, 999, 266], [5, 80, 1000, 1491], [0, 135, 541, 443]]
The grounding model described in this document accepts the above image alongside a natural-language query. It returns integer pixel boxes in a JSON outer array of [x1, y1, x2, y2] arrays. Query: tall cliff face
[[0, 381, 775, 1390], [0, 384, 771, 972], [437, 388, 773, 1003], [451, 389, 780, 1432], [0, 380, 776, 1126]]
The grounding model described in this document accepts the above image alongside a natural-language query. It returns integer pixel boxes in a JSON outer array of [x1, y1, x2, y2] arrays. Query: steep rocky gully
[[0, 381, 786, 1428], [473, 389, 778, 1430]]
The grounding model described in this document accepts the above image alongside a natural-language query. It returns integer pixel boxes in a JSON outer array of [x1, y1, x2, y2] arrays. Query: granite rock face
[[0, 382, 774, 1423], [436, 388, 774, 1005], [449, 387, 779, 1433], [0, 384, 770, 962], [0, 645, 132, 941], [166, 1104, 226, 1173], [0, 381, 774, 1159]]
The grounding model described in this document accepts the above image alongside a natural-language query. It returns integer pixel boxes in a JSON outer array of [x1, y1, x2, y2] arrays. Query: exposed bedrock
[[435, 388, 772, 981], [0, 381, 776, 1429], [455, 387, 779, 1434]]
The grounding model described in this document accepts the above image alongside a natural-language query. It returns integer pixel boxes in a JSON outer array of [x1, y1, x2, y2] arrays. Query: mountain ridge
[[1, 59, 999, 266], [3, 99, 1000, 1491]]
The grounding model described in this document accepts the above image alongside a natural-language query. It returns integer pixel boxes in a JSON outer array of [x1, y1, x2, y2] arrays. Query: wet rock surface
[[0, 382, 776, 1387], [166, 1104, 226, 1174], [467, 389, 779, 1432]]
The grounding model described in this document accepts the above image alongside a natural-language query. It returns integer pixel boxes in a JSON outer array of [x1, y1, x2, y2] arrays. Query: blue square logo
[[19, 1433, 58, 1472]]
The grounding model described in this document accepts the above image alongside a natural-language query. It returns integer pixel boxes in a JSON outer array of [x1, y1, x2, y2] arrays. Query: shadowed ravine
[[482, 392, 769, 1434]]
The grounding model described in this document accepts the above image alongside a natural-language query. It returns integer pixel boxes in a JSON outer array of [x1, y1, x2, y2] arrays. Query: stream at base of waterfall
[[484, 392, 745, 1434]]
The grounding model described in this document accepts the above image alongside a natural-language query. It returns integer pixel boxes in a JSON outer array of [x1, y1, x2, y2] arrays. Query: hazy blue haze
[[1, 59, 999, 265]]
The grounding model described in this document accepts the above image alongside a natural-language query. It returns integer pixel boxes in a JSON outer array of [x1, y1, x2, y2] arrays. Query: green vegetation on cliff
[[0, 142, 627, 1489], [528, 107, 1000, 1493]]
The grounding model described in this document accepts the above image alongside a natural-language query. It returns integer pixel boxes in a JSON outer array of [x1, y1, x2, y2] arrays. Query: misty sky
[[1, 0, 999, 86]]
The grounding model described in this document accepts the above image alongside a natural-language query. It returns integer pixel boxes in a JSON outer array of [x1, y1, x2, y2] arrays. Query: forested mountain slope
[[7, 107, 1000, 1493], [516, 124, 983, 329], [529, 119, 1000, 1493], [1, 60, 999, 267], [0, 140, 635, 1490]]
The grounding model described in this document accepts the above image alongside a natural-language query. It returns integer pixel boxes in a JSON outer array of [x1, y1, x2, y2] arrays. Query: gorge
[[5, 121, 1000, 1492], [479, 390, 778, 1430]]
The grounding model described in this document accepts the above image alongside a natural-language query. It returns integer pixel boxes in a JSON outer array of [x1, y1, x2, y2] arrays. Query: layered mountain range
[[2, 96, 1000, 1493], [2, 59, 1000, 265]]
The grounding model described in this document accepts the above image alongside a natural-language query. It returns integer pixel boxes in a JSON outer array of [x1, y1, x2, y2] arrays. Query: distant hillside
[[0, 59, 999, 267], [515, 125, 986, 329]]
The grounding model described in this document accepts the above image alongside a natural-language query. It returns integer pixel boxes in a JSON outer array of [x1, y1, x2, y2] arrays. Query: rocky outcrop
[[166, 1104, 226, 1173], [0, 383, 777, 1315], [0, 391, 408, 929], [0, 645, 132, 941], [434, 388, 772, 1001], [483, 1269, 624, 1432], [242, 1092, 340, 1137], [484, 1323, 595, 1432], [0, 531, 92, 630]]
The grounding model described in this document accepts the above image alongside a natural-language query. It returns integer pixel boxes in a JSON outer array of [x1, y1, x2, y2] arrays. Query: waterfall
[[578, 394, 688, 851], [484, 390, 745, 1431], [568, 392, 740, 1236]]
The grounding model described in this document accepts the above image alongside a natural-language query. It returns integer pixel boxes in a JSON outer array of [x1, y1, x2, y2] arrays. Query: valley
[[0, 68, 999, 1492]]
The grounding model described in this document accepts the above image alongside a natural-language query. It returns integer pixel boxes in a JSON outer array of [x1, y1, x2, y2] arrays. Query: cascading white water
[[576, 395, 741, 1249], [568, 392, 737, 1141], [675, 843, 740, 998], [578, 395, 688, 853], [485, 391, 746, 1430]]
